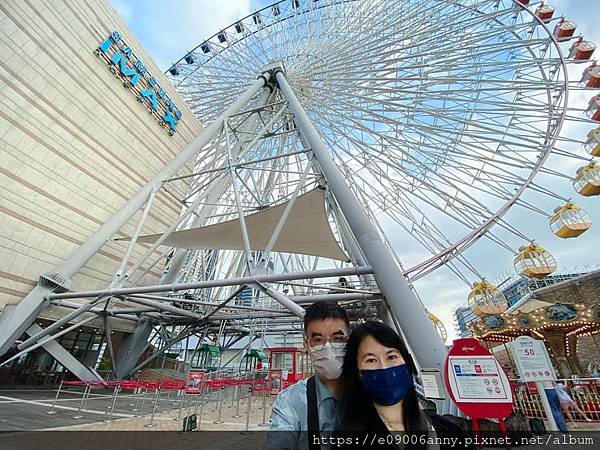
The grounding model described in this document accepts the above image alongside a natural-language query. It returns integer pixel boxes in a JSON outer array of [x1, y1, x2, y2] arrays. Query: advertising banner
[[185, 370, 204, 394]]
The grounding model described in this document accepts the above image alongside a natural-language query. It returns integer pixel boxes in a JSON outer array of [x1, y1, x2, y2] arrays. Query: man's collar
[[314, 375, 337, 402]]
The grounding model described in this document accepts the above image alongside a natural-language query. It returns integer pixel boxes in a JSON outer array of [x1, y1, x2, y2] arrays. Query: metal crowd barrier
[[511, 377, 600, 425], [46, 371, 274, 429]]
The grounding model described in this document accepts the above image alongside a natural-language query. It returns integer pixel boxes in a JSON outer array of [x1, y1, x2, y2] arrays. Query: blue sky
[[111, 0, 600, 342]]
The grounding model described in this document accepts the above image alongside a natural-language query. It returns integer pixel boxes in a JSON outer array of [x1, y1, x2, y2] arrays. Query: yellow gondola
[[584, 128, 600, 157], [573, 162, 600, 196], [514, 244, 557, 279], [467, 280, 508, 317], [549, 202, 592, 238]]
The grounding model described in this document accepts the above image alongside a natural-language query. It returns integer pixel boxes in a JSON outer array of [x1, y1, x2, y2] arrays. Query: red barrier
[[62, 375, 270, 393]]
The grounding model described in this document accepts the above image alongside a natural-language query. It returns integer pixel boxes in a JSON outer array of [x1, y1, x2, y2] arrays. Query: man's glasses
[[308, 334, 348, 351]]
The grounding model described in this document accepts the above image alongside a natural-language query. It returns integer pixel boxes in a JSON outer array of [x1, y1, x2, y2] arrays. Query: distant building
[[500, 272, 585, 307], [454, 306, 475, 338], [235, 287, 254, 307]]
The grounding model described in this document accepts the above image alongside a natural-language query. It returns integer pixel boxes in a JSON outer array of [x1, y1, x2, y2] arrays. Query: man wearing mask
[[265, 301, 349, 450]]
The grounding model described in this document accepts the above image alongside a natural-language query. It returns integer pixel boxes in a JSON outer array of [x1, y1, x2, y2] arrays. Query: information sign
[[421, 369, 445, 400], [449, 356, 511, 402], [444, 338, 513, 419], [510, 336, 555, 382]]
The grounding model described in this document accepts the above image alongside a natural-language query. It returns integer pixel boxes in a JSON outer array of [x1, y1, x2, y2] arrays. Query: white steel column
[[275, 70, 447, 376], [0, 74, 270, 359]]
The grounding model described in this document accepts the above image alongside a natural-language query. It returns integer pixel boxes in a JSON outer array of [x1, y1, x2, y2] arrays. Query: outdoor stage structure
[[1, 0, 599, 404]]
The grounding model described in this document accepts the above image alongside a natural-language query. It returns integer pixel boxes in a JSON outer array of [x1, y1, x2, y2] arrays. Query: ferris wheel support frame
[[161, 88, 275, 285], [326, 192, 399, 335], [275, 69, 447, 375], [0, 73, 271, 367]]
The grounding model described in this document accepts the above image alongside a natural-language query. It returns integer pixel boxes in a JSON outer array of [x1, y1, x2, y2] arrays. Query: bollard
[[144, 388, 161, 428], [258, 387, 269, 427], [193, 390, 200, 415], [104, 383, 120, 423], [197, 387, 206, 431], [214, 386, 225, 424], [211, 383, 220, 412], [174, 389, 185, 420], [233, 384, 243, 418], [73, 384, 90, 419], [186, 392, 194, 416], [82, 384, 93, 412], [132, 387, 144, 412], [243, 386, 253, 433], [229, 384, 237, 408], [138, 388, 148, 417], [127, 387, 137, 407], [47, 379, 64, 415]]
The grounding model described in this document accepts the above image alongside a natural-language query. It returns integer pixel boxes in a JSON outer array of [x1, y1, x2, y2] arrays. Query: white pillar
[[276, 70, 447, 376]]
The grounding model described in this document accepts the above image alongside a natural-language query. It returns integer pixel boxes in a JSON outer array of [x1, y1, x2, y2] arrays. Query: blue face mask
[[360, 363, 414, 406]]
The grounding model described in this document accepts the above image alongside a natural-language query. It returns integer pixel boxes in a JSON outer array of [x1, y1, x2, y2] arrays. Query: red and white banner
[[185, 370, 204, 394]]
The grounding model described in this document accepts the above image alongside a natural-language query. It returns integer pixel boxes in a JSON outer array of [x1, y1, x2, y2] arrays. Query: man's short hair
[[303, 301, 350, 333]]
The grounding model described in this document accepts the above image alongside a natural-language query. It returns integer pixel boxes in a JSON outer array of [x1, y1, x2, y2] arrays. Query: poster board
[[421, 369, 445, 400], [269, 369, 283, 395], [510, 336, 555, 382], [444, 338, 513, 419], [185, 370, 204, 394]]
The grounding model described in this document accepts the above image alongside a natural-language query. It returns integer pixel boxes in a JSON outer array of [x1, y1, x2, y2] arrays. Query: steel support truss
[[1, 68, 447, 393]]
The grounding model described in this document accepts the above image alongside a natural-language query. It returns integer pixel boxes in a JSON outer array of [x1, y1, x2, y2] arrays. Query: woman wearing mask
[[339, 321, 470, 450], [341, 321, 431, 434]]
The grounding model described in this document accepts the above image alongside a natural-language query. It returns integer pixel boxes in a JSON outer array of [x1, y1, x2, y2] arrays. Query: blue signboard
[[96, 31, 181, 135]]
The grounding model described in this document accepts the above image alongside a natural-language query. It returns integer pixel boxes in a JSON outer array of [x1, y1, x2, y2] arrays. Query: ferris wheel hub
[[261, 61, 285, 76]]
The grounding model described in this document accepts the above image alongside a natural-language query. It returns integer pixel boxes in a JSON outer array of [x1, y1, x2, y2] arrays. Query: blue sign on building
[[96, 31, 182, 135]]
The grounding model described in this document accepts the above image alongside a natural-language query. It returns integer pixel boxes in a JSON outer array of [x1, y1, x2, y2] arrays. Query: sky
[[111, 0, 600, 343]]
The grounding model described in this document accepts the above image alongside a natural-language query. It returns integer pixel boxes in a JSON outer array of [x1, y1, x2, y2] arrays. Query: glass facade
[[0, 320, 106, 387]]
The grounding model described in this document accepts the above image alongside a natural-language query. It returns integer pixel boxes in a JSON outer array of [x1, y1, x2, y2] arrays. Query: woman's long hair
[[341, 320, 429, 433]]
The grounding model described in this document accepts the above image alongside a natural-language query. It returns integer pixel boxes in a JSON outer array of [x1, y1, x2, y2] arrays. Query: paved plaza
[[0, 386, 274, 432]]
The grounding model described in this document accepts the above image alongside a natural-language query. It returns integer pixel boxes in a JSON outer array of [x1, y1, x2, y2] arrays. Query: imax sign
[[96, 31, 182, 135]]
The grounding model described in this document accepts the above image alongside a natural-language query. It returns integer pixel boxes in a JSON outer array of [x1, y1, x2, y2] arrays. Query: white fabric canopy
[[135, 188, 349, 261]]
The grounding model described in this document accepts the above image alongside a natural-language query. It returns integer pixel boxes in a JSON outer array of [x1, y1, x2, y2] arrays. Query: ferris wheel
[[5, 1, 600, 387], [164, 0, 598, 319]]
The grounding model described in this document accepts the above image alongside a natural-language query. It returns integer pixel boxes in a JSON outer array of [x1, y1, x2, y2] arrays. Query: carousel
[[468, 300, 600, 378], [466, 272, 600, 422]]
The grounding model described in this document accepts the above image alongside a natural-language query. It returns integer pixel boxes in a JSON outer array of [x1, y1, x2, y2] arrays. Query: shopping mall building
[[0, 0, 202, 385]]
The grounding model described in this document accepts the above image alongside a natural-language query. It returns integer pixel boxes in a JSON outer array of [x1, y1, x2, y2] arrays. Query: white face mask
[[309, 342, 346, 380]]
